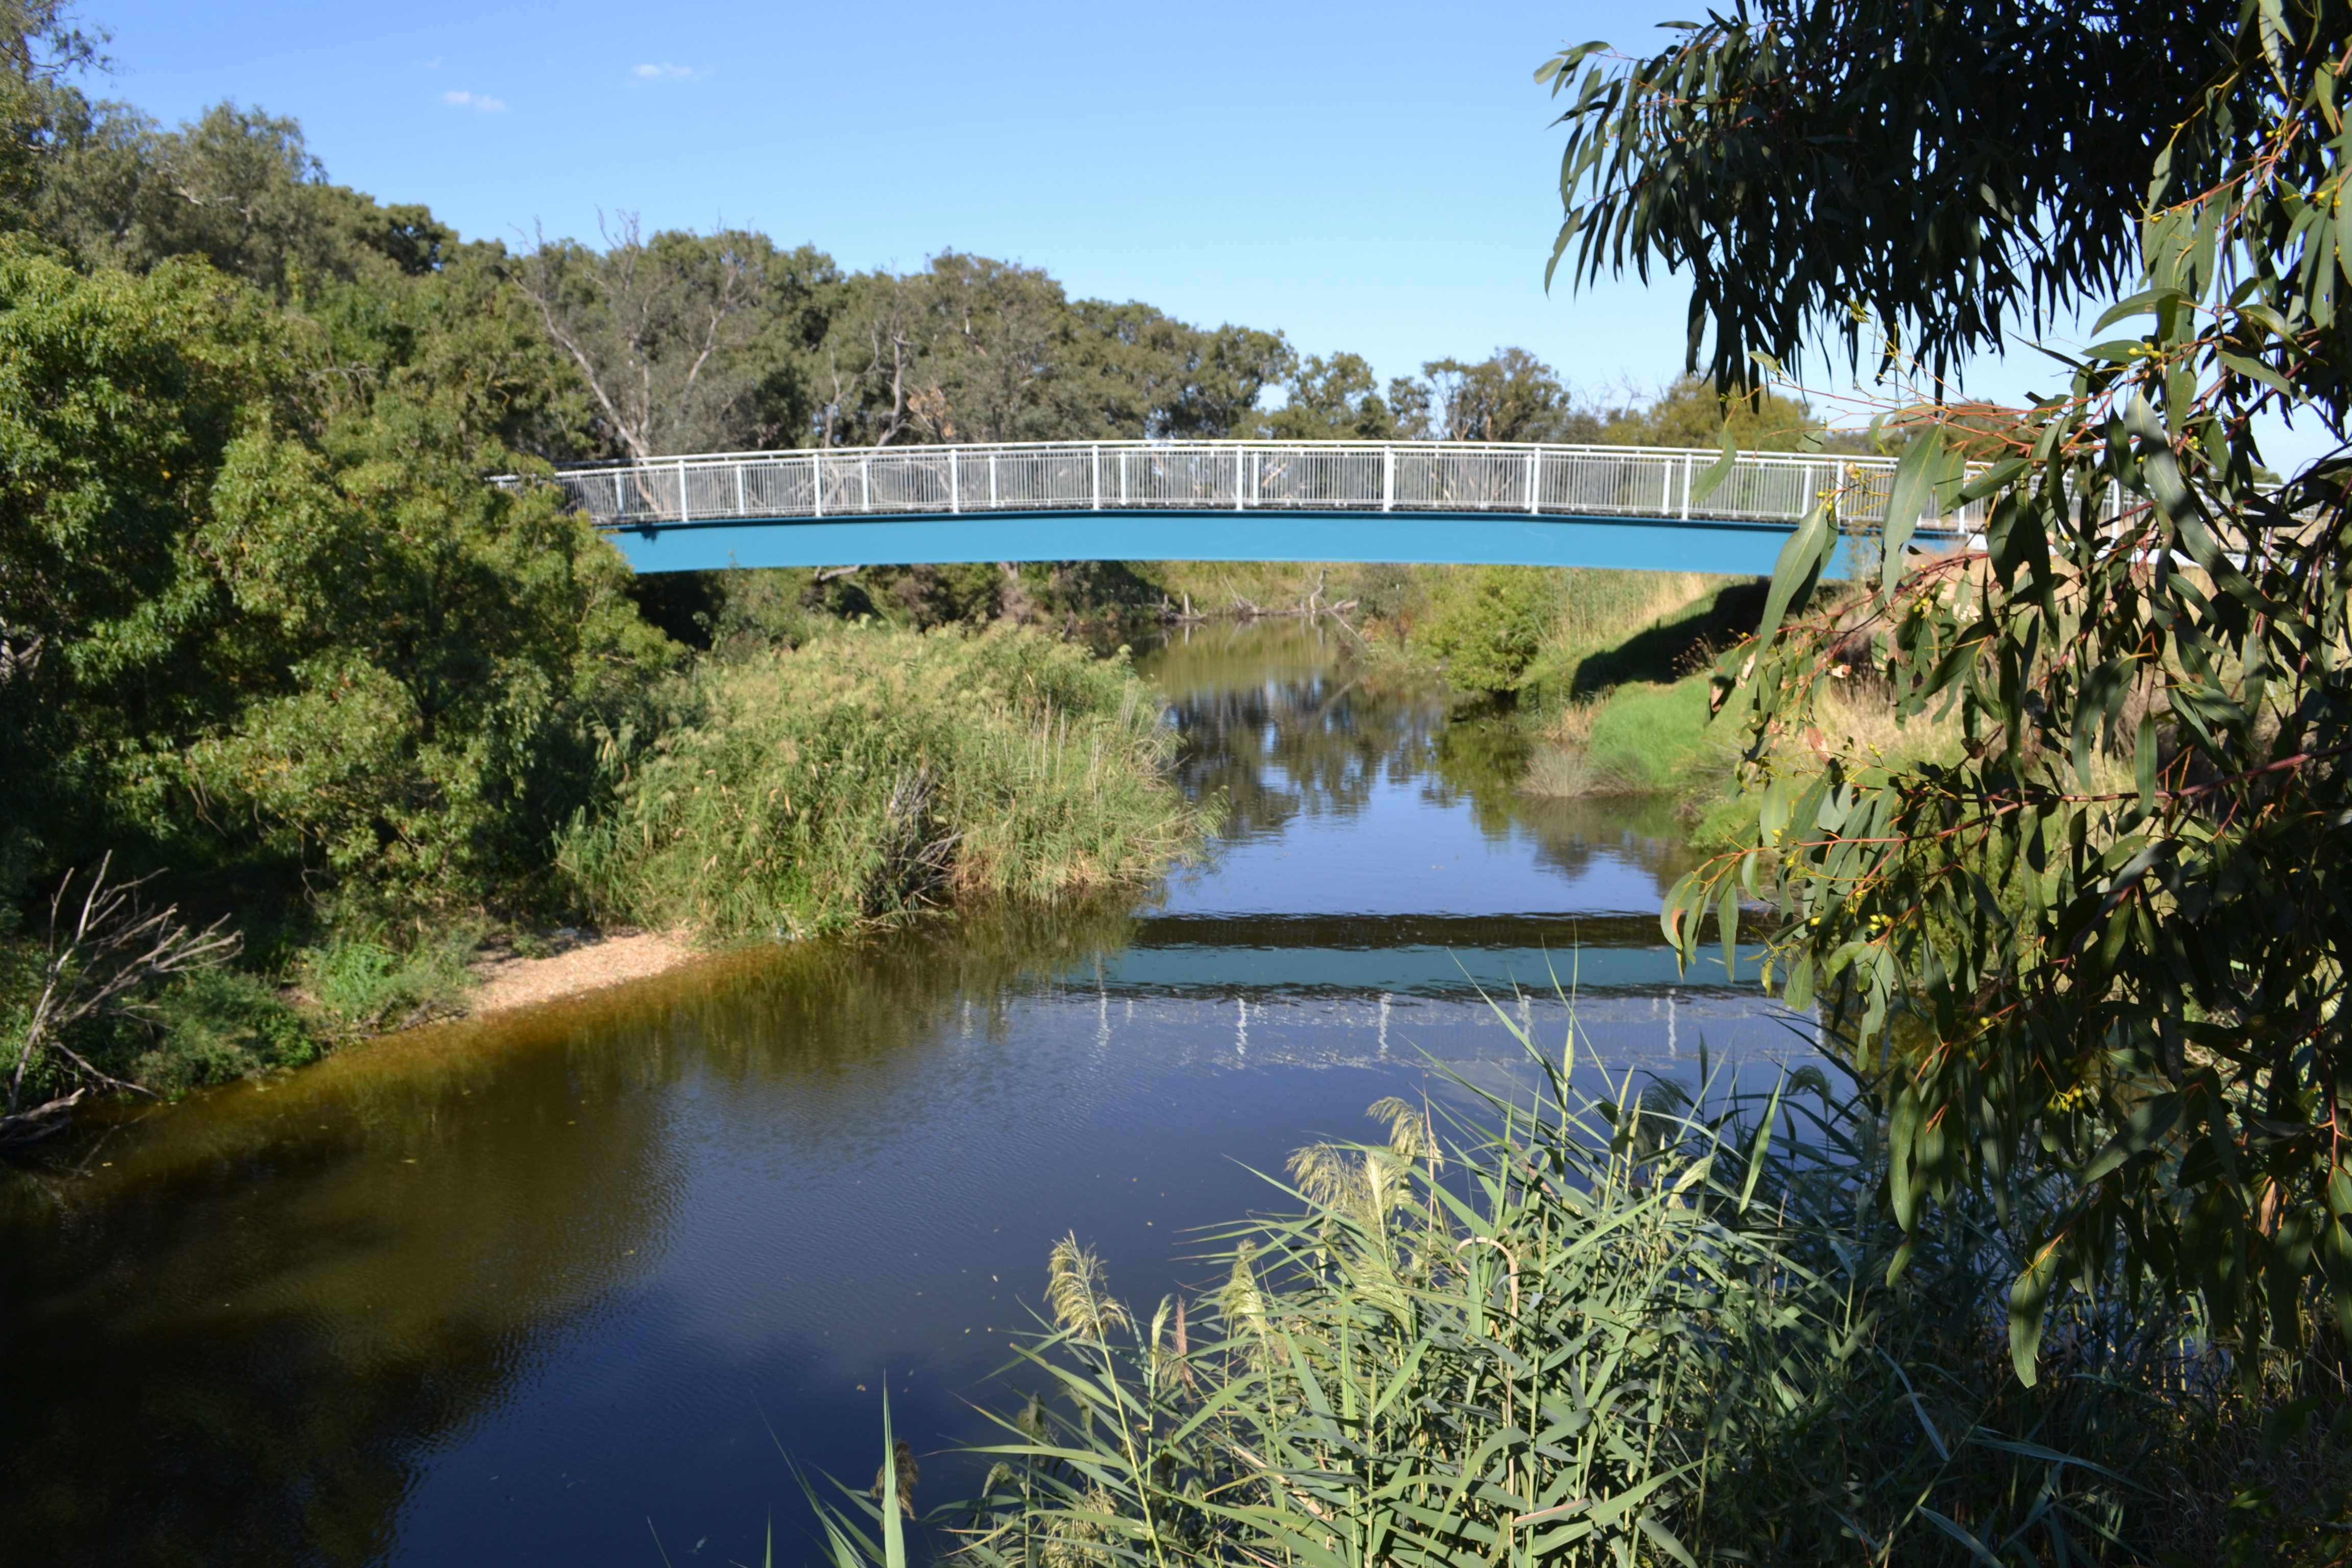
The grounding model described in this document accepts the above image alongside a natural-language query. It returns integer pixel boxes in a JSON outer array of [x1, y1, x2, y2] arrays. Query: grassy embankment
[[1282, 560, 1979, 840]]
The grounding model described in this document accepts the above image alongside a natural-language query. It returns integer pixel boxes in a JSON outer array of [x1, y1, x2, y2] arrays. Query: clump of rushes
[[864, 1005, 2352, 1567], [558, 621, 1214, 941]]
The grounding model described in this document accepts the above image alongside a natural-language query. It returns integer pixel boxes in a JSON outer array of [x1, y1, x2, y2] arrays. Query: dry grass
[[1522, 702, 1657, 797], [1544, 570, 1721, 663]]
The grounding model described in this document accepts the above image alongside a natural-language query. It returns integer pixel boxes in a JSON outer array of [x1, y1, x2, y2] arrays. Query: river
[[0, 620, 1802, 1566]]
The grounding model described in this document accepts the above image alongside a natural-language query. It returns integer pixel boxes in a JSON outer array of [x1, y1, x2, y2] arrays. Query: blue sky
[[83, 1, 2323, 462], [98, 1, 1701, 397]]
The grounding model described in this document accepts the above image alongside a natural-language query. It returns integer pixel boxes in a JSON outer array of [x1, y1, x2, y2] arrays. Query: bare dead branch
[[6, 853, 242, 1125]]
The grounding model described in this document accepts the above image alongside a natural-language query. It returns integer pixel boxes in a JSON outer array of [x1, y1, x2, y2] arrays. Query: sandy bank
[[465, 929, 699, 1019]]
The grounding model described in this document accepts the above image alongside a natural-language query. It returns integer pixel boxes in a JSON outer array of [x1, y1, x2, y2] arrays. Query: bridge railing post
[[676, 457, 690, 522], [988, 448, 998, 509], [950, 448, 960, 513], [1526, 447, 1539, 514], [1680, 452, 1692, 520], [813, 451, 824, 519], [1091, 445, 1100, 510], [1382, 445, 1393, 512]]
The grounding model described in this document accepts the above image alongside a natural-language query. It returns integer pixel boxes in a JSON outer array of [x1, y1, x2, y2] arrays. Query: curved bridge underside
[[614, 506, 1873, 577], [531, 439, 1975, 576]]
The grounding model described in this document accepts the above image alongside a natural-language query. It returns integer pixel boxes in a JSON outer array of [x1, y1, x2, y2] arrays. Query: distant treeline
[[33, 92, 1849, 462]]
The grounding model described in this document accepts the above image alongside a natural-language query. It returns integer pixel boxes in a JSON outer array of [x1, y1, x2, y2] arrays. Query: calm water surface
[[0, 621, 1802, 1566]]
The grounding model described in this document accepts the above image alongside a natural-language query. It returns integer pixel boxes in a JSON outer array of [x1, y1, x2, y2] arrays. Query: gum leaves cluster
[[1555, 4, 2352, 1378]]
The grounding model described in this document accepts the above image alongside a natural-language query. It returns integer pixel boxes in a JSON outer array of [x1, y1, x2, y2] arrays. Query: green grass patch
[[292, 921, 483, 1036], [1521, 579, 1765, 801], [1582, 673, 1718, 786]]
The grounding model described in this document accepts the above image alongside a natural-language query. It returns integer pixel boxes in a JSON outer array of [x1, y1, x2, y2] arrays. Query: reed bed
[[805, 1003, 2351, 1566], [558, 623, 1213, 940]]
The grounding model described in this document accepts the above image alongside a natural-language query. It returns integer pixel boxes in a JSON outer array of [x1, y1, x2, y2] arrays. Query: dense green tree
[[0, 32, 666, 923], [1552, 0, 2352, 1377], [1265, 351, 1397, 440], [903, 251, 1085, 443], [1157, 323, 1290, 438], [0, 243, 664, 919], [803, 257, 1292, 448], [0, 1, 103, 231]]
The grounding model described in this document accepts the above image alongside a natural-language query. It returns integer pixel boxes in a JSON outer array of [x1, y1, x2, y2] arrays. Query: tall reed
[[802, 1003, 2350, 1566], [558, 623, 1214, 940]]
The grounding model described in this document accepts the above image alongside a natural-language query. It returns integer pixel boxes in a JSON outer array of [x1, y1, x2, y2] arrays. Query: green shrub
[[134, 968, 317, 1091], [559, 621, 1211, 939], [1410, 566, 1564, 694]]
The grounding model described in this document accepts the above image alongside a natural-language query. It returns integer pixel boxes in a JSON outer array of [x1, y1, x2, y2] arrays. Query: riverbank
[[2, 617, 1211, 1136]]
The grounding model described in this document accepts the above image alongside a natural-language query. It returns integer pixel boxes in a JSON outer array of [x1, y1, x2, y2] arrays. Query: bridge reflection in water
[[516, 438, 1980, 576]]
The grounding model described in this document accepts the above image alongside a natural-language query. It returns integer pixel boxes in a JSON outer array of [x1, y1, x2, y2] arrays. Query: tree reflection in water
[[1142, 619, 1706, 897]]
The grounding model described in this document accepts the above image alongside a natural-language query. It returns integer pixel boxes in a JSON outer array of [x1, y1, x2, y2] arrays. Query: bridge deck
[[515, 439, 1980, 575]]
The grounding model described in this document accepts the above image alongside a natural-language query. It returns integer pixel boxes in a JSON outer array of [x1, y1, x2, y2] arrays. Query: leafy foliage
[[1541, 0, 2227, 392], [1409, 567, 1566, 695], [558, 624, 1210, 940], [1569, 1, 2352, 1378], [514, 215, 832, 458]]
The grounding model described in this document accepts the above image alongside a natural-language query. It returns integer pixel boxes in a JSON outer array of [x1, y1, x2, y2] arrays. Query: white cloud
[[440, 89, 509, 113], [629, 62, 709, 85]]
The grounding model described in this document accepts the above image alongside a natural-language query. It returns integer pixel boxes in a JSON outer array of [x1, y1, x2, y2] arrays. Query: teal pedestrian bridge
[[531, 439, 1979, 576]]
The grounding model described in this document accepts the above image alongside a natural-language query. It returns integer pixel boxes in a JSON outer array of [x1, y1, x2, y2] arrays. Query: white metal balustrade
[[516, 439, 1991, 535]]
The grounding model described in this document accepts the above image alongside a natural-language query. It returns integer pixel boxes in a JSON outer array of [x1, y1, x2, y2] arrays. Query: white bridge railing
[[529, 439, 1987, 534]]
